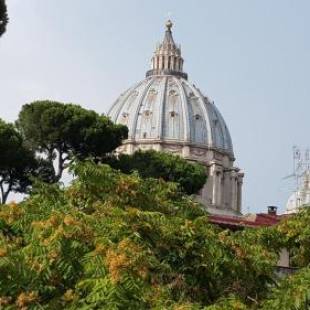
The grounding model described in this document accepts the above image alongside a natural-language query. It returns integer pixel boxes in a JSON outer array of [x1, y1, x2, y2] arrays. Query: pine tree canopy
[[105, 150, 207, 195], [0, 0, 8, 37], [17, 100, 128, 182], [0, 119, 43, 204]]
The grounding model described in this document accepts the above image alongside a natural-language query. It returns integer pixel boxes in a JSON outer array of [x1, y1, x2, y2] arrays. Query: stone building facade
[[108, 20, 244, 216]]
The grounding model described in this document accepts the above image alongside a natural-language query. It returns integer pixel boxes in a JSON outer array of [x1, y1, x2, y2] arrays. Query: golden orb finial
[[166, 19, 173, 31]]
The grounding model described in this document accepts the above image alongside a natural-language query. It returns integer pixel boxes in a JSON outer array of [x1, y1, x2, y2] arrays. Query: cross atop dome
[[146, 20, 188, 80], [166, 19, 173, 31], [162, 19, 176, 46]]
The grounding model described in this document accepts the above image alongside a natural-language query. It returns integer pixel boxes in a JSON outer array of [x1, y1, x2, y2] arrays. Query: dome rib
[[108, 81, 142, 122], [213, 104, 233, 152], [184, 79, 213, 148], [108, 88, 130, 121], [174, 77, 191, 142], [158, 76, 168, 140], [128, 78, 154, 140]]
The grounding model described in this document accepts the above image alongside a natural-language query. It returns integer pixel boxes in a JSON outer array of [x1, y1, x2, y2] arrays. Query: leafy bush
[[106, 150, 207, 195], [0, 161, 309, 309]]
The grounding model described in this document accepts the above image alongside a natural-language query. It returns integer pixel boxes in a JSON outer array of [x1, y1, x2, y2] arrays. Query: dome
[[107, 20, 244, 216], [108, 76, 233, 157], [286, 171, 310, 214], [108, 20, 233, 158]]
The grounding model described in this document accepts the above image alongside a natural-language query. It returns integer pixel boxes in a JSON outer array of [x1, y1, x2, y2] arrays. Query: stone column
[[210, 164, 217, 205], [159, 55, 163, 70], [154, 56, 158, 69], [230, 170, 237, 211], [171, 56, 175, 70], [164, 54, 169, 69], [236, 172, 244, 213], [221, 171, 228, 208], [211, 163, 223, 206], [216, 170, 222, 206]]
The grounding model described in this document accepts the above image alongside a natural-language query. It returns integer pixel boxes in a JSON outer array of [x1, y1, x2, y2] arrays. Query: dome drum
[[117, 140, 234, 165], [146, 69, 188, 80]]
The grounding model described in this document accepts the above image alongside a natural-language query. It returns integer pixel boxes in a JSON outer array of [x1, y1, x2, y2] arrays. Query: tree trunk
[[54, 149, 69, 182], [2, 187, 11, 204], [0, 181, 4, 204], [0, 181, 11, 204], [54, 150, 64, 182]]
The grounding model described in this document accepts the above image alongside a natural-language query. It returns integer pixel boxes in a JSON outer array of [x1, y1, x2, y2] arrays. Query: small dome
[[108, 75, 234, 157], [286, 171, 310, 213]]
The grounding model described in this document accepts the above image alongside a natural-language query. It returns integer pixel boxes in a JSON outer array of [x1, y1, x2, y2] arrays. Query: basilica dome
[[108, 20, 244, 215], [108, 21, 234, 159]]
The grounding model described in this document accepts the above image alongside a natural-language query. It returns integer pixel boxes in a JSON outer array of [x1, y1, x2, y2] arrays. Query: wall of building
[[117, 141, 244, 216]]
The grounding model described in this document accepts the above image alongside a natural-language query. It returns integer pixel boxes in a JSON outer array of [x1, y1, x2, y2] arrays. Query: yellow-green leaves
[[0, 161, 309, 309]]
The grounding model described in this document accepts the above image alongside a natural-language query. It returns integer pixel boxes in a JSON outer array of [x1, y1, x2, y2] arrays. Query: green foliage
[[0, 0, 8, 37], [259, 268, 310, 310], [17, 100, 128, 182], [106, 150, 207, 195], [204, 296, 248, 310], [0, 161, 296, 309], [277, 208, 310, 267], [0, 161, 309, 308], [0, 118, 41, 204]]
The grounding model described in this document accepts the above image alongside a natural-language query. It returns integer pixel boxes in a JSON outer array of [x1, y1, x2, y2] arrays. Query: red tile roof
[[208, 213, 290, 229]]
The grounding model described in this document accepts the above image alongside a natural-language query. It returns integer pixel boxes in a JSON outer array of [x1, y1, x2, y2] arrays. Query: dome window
[[194, 114, 201, 120], [122, 112, 129, 118], [169, 89, 177, 96], [144, 110, 151, 117], [143, 132, 147, 138], [170, 111, 177, 117]]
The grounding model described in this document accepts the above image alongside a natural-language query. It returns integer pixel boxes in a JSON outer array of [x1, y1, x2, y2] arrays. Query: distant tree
[[17, 101, 128, 182], [276, 207, 310, 267], [0, 119, 39, 204], [259, 267, 310, 310], [0, 0, 8, 37], [106, 149, 207, 195]]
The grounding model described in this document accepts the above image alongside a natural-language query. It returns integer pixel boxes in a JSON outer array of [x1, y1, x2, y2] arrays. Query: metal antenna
[[293, 145, 300, 191], [289, 146, 310, 192], [283, 146, 310, 212]]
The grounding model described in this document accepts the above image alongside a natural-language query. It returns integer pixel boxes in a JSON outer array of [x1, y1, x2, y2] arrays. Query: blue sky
[[1, 0, 310, 213]]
